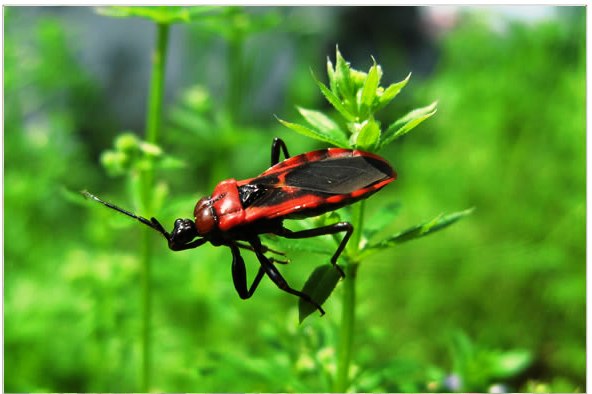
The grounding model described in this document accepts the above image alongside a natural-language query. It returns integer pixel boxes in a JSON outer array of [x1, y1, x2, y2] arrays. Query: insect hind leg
[[249, 236, 325, 315], [274, 222, 353, 278], [235, 241, 290, 264]]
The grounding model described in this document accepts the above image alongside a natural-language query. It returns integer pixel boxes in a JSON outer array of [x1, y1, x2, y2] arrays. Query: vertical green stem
[[140, 22, 170, 392], [334, 261, 358, 392], [334, 201, 365, 392], [140, 228, 153, 392], [146, 23, 170, 146], [227, 36, 243, 124]]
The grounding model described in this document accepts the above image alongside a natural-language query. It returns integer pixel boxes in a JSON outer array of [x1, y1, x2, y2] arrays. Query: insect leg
[[271, 137, 290, 165], [169, 237, 208, 251], [249, 236, 325, 315], [229, 243, 265, 299], [274, 222, 354, 278], [236, 241, 286, 256], [235, 241, 290, 264]]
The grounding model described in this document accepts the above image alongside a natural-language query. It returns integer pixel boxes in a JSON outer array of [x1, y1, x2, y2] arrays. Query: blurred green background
[[4, 6, 585, 392]]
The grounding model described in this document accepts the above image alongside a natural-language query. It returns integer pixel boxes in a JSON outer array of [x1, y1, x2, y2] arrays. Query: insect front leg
[[271, 137, 290, 165], [167, 236, 208, 251], [229, 243, 265, 299], [249, 236, 325, 315], [274, 222, 354, 278]]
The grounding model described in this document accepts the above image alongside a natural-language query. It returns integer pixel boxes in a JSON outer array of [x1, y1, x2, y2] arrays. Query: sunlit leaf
[[490, 349, 532, 378], [299, 264, 341, 323], [312, 71, 356, 123], [263, 235, 334, 257], [365, 208, 474, 251], [379, 101, 438, 148], [196, 7, 281, 39], [96, 6, 220, 24], [297, 107, 347, 141], [158, 155, 186, 170], [334, 46, 353, 100], [276, 116, 349, 148], [354, 119, 380, 151], [375, 72, 411, 112], [363, 201, 402, 241], [327, 56, 337, 94], [359, 59, 381, 115]]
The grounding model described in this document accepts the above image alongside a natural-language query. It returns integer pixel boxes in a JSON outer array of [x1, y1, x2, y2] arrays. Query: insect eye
[[194, 197, 216, 236]]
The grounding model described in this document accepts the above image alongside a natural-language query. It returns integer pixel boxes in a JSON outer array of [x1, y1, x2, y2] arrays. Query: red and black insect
[[83, 138, 396, 315]]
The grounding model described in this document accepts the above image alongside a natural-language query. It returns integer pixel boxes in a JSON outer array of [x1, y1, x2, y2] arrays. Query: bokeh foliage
[[4, 6, 585, 392]]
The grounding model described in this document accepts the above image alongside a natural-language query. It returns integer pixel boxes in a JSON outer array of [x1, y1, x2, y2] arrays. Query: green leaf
[[327, 57, 337, 94], [96, 6, 220, 24], [297, 107, 347, 142], [276, 116, 349, 148], [158, 155, 186, 170], [263, 235, 334, 257], [312, 72, 356, 123], [366, 208, 474, 251], [375, 72, 411, 112], [490, 349, 532, 379], [350, 68, 369, 90], [196, 7, 281, 39], [334, 46, 354, 100], [151, 181, 169, 214], [354, 119, 380, 151], [114, 132, 140, 153], [363, 201, 402, 241], [359, 58, 381, 115], [379, 101, 438, 148], [299, 264, 342, 323]]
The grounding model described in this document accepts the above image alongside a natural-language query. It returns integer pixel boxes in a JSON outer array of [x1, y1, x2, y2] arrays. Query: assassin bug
[[82, 138, 396, 315]]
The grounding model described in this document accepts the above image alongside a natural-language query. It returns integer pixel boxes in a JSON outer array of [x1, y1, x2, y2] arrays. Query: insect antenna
[[80, 190, 170, 239]]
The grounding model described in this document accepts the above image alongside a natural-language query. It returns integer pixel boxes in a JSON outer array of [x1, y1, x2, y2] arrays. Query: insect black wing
[[238, 151, 395, 221], [278, 155, 393, 194]]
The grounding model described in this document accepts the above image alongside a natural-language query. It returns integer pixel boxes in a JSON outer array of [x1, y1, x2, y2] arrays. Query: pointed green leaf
[[96, 6, 220, 24], [299, 264, 341, 323], [263, 234, 334, 256], [158, 154, 186, 170], [326, 57, 337, 94], [297, 107, 347, 141], [350, 68, 369, 90], [359, 59, 381, 114], [375, 72, 411, 112], [363, 201, 402, 241], [379, 101, 438, 148], [490, 349, 532, 379], [366, 208, 474, 251], [193, 7, 280, 39], [354, 119, 380, 151], [335, 46, 354, 100], [276, 116, 349, 148], [311, 72, 356, 123]]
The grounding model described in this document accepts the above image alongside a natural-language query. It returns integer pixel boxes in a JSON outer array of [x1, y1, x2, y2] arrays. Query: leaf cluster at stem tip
[[100, 132, 184, 177], [278, 46, 438, 152]]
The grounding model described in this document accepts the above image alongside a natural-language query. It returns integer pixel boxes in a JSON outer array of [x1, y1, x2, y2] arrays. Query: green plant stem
[[334, 261, 359, 392], [140, 229, 153, 392], [146, 23, 170, 146], [140, 22, 170, 392], [334, 201, 365, 392], [227, 36, 244, 123]]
